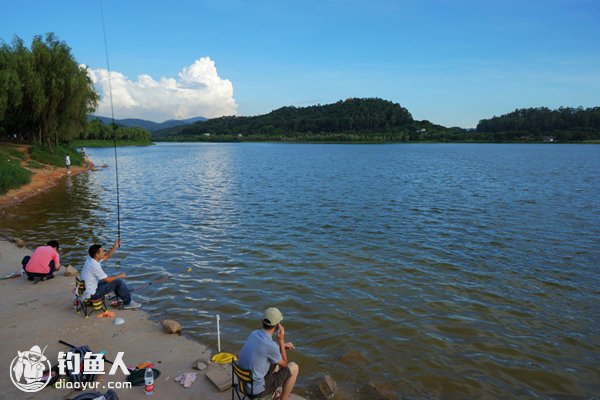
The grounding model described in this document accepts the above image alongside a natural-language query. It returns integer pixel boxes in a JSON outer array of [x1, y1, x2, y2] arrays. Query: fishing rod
[[130, 274, 174, 292], [59, 340, 114, 365], [99, 0, 121, 242], [107, 274, 175, 306], [0, 272, 21, 280]]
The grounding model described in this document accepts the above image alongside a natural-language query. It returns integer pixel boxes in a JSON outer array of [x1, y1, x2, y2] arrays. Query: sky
[[1, 0, 599, 127]]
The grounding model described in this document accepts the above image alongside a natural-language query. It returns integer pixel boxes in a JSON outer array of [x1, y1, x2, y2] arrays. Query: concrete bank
[[0, 240, 305, 399]]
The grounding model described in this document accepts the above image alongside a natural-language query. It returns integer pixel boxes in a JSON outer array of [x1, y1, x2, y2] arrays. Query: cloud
[[86, 57, 237, 121]]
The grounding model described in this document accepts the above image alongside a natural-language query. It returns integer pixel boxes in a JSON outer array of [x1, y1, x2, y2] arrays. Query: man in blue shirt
[[238, 307, 299, 399]]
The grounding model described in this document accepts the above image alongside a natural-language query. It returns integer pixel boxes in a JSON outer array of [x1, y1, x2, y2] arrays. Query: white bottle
[[72, 288, 79, 310], [144, 366, 154, 395]]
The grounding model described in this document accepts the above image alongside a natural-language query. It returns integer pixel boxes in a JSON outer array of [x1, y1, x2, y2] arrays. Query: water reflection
[[0, 172, 108, 261]]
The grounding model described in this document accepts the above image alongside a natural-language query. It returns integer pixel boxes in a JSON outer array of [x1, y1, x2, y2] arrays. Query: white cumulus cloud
[[86, 57, 237, 121]]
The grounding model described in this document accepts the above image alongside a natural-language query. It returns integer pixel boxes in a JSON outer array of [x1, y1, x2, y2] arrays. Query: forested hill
[[155, 98, 448, 141], [476, 107, 600, 141], [153, 100, 600, 143]]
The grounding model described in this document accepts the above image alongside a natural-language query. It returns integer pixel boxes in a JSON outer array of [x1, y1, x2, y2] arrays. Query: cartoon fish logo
[[10, 345, 51, 392]]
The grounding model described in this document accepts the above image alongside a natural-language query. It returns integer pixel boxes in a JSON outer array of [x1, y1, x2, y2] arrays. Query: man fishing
[[238, 307, 299, 400], [80, 239, 141, 309]]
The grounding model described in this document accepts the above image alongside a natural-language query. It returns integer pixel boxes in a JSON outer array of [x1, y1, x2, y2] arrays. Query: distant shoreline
[[154, 139, 600, 144], [70, 139, 154, 148]]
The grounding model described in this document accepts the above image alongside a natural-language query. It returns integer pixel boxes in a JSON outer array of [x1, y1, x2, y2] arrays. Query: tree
[[476, 106, 600, 141], [0, 33, 98, 147]]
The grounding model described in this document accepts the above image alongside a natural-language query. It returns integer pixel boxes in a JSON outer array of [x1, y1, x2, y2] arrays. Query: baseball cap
[[263, 307, 283, 326]]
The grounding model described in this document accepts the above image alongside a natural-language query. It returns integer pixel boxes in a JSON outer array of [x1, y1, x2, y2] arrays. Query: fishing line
[[297, 324, 390, 348], [99, 0, 121, 241], [107, 274, 175, 305], [130, 274, 174, 292]]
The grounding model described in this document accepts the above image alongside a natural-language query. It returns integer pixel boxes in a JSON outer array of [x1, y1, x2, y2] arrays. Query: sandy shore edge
[[0, 161, 88, 210]]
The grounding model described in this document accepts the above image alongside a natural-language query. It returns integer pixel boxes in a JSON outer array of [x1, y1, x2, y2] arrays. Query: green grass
[[30, 144, 84, 167], [0, 148, 32, 195], [0, 143, 87, 195], [3, 147, 26, 160], [70, 139, 153, 148], [26, 160, 44, 169]]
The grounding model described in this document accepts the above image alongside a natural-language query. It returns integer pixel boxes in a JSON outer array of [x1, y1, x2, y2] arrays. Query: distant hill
[[90, 116, 207, 132], [99, 100, 600, 144], [156, 98, 452, 142]]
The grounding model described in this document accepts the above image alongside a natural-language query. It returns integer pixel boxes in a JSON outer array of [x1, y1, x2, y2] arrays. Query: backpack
[[65, 345, 101, 384], [70, 389, 119, 400]]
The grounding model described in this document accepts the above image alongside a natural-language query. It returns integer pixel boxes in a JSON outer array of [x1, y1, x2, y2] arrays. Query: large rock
[[193, 359, 208, 370], [367, 380, 396, 400], [196, 351, 212, 365], [12, 238, 26, 248], [63, 265, 79, 276], [319, 374, 337, 399], [162, 319, 182, 334]]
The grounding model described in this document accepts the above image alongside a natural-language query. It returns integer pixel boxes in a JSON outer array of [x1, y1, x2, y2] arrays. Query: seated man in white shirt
[[80, 239, 141, 309]]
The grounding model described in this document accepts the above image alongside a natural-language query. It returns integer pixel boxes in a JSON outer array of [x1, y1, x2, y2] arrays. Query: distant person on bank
[[238, 307, 299, 400], [21, 240, 61, 281], [80, 239, 141, 309], [65, 154, 71, 171]]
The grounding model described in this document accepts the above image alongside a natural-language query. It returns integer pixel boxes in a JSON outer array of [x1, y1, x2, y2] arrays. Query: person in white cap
[[238, 307, 299, 400]]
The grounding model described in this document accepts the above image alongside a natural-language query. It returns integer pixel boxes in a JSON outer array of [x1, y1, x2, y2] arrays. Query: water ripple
[[1, 143, 599, 398]]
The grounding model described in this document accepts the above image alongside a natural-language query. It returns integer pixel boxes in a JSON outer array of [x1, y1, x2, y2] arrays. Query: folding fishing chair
[[74, 277, 107, 318], [232, 360, 273, 400]]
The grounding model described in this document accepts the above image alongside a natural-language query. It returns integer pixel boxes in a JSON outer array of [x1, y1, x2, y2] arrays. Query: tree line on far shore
[[157, 99, 600, 143], [475, 107, 600, 142], [83, 119, 151, 142]]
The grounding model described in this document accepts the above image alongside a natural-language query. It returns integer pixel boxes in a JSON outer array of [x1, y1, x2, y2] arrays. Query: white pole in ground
[[217, 314, 221, 353]]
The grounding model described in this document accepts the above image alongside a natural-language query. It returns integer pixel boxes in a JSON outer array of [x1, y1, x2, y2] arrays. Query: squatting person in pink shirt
[[21, 240, 61, 281]]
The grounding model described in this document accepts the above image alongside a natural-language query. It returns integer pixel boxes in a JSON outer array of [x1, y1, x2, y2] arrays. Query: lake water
[[1, 143, 599, 399]]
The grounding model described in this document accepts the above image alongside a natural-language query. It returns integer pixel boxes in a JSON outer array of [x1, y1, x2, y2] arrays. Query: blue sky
[[1, 0, 599, 127]]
